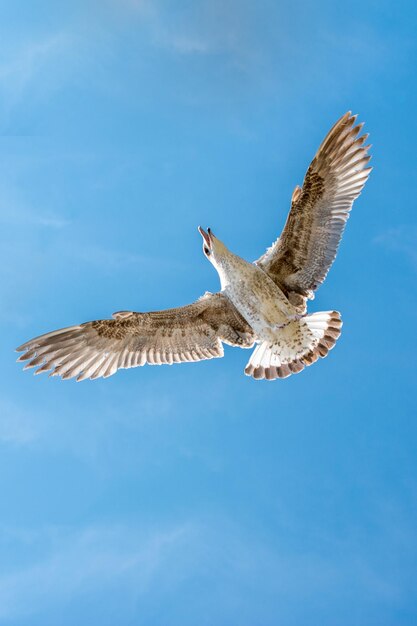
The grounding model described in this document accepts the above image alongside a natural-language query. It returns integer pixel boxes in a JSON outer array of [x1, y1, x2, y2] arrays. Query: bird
[[16, 111, 371, 382]]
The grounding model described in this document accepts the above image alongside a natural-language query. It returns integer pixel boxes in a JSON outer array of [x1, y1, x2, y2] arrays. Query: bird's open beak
[[198, 226, 213, 249]]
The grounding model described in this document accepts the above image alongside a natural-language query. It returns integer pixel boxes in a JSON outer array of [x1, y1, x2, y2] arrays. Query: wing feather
[[256, 112, 371, 306], [16, 292, 255, 381]]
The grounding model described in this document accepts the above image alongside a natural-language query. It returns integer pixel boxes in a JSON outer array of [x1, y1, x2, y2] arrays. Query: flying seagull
[[16, 112, 371, 381]]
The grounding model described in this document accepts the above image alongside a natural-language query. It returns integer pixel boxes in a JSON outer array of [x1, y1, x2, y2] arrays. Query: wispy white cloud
[[163, 36, 211, 56], [73, 243, 167, 271], [0, 521, 195, 621], [70, 241, 188, 274], [0, 514, 406, 622], [0, 34, 69, 87], [119, 0, 262, 71], [0, 22, 117, 128], [0, 169, 71, 230], [0, 400, 38, 446], [0, 383, 176, 471], [0, 33, 73, 118], [374, 226, 417, 271], [0, 205, 70, 229]]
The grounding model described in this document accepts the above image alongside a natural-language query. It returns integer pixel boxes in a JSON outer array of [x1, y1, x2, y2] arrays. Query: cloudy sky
[[1, 0, 416, 624]]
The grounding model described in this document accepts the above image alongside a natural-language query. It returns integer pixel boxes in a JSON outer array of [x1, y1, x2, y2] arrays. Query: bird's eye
[[204, 246, 210, 256]]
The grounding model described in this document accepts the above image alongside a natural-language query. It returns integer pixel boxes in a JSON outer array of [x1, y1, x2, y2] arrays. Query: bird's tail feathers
[[245, 311, 342, 380]]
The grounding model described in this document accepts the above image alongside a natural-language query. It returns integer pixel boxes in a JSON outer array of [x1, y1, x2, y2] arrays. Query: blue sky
[[1, 0, 416, 624]]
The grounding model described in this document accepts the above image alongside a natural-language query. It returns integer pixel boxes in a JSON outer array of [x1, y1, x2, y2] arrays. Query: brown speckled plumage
[[16, 293, 255, 381], [257, 111, 371, 310], [16, 112, 370, 382]]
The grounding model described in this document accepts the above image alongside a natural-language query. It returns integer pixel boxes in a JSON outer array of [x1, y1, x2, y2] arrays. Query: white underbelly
[[224, 278, 295, 339]]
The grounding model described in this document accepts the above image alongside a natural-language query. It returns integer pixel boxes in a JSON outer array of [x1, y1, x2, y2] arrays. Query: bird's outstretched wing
[[256, 112, 371, 308], [16, 292, 255, 381]]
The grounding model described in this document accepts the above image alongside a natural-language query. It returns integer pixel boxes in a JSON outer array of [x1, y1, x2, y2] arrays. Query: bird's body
[[198, 234, 341, 379], [211, 245, 295, 331], [16, 112, 371, 381]]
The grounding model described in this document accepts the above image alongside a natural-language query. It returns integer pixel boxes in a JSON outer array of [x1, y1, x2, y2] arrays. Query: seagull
[[16, 112, 371, 381]]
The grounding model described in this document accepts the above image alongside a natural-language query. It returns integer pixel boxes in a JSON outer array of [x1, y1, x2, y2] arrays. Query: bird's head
[[198, 227, 229, 267], [198, 227, 239, 290]]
